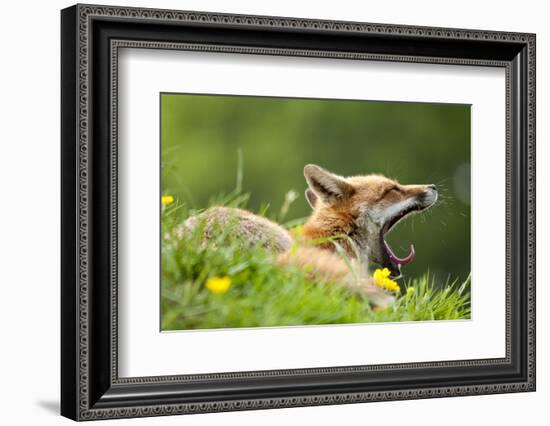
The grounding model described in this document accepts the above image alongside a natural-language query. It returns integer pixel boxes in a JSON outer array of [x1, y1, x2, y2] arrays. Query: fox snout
[[419, 184, 438, 207]]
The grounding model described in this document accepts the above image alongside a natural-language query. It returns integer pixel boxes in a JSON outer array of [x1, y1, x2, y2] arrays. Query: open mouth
[[380, 204, 423, 279]]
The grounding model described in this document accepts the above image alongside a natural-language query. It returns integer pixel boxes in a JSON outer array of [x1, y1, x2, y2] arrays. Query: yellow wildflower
[[406, 286, 415, 296], [161, 195, 174, 206], [373, 268, 400, 292], [205, 276, 231, 294]]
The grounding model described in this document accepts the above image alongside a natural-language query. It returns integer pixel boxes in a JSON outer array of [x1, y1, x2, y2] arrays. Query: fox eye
[[380, 186, 400, 199], [385, 186, 401, 195]]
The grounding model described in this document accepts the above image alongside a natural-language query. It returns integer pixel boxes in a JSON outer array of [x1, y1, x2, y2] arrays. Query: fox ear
[[305, 188, 317, 208], [303, 164, 353, 205]]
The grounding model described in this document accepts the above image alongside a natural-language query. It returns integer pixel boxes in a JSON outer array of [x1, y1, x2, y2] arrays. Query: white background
[[119, 50, 506, 376], [0, 0, 546, 425]]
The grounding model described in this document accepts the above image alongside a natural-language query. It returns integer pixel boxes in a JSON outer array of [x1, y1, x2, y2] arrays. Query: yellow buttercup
[[205, 276, 232, 294], [373, 268, 400, 292], [161, 195, 174, 206]]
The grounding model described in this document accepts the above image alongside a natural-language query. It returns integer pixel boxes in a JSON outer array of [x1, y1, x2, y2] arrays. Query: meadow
[[160, 185, 471, 331]]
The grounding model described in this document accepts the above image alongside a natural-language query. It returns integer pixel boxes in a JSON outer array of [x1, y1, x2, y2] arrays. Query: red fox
[[181, 164, 438, 308]]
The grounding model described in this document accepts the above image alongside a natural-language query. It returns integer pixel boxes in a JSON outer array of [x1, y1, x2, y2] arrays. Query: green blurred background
[[161, 93, 471, 285]]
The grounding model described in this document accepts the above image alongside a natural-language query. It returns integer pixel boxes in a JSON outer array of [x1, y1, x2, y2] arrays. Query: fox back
[[181, 206, 292, 253]]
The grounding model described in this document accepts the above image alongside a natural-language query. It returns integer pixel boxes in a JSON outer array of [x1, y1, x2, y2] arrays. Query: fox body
[[181, 164, 438, 308]]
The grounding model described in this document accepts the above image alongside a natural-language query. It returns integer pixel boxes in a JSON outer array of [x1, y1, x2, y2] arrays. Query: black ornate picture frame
[[61, 4, 536, 421]]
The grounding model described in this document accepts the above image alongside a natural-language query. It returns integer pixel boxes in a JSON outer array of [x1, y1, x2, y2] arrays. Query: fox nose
[[427, 184, 437, 191]]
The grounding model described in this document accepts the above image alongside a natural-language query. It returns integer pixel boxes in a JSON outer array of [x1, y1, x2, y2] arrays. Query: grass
[[160, 191, 471, 331]]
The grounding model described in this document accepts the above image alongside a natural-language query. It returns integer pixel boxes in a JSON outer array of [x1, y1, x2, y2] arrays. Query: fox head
[[302, 164, 438, 278]]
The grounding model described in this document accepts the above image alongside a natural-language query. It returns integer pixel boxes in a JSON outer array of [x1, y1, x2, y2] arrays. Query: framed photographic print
[[61, 4, 536, 421]]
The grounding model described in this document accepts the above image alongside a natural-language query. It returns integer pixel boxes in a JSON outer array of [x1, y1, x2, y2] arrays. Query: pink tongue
[[383, 240, 416, 265]]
